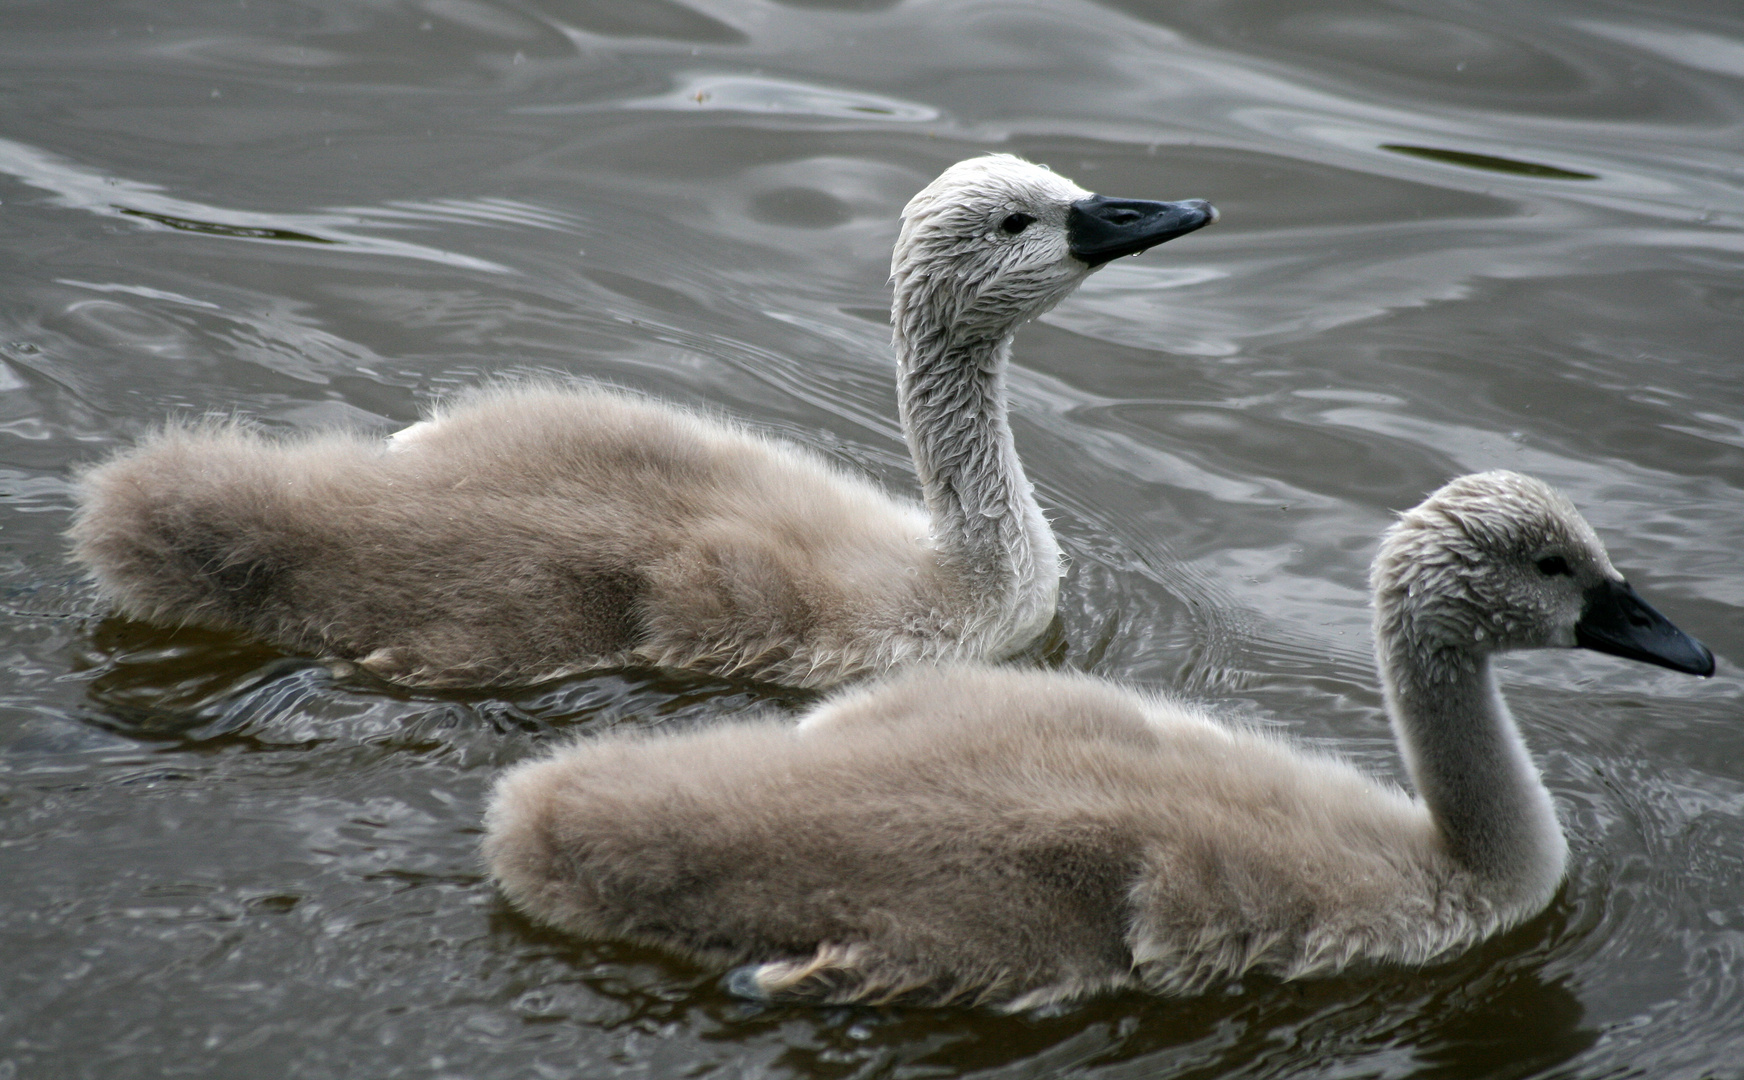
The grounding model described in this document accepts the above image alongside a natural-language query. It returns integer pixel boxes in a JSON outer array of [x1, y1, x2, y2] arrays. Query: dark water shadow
[[741, 938, 1597, 1080], [117, 207, 341, 244], [71, 615, 818, 756], [481, 879, 1597, 1079], [1381, 145, 1599, 180]]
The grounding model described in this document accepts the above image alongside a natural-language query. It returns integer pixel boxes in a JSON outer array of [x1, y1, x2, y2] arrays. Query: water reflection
[[660, 939, 1596, 1079], [75, 616, 816, 755]]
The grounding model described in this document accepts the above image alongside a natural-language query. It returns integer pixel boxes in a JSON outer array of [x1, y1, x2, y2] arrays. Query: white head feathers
[[1373, 470, 1617, 657], [892, 155, 1099, 342]]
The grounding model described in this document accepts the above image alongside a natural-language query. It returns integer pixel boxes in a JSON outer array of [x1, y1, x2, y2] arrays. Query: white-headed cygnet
[[68, 156, 1215, 688], [484, 471, 1715, 1009]]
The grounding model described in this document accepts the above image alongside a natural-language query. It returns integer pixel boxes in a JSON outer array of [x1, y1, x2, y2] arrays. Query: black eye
[[1536, 555, 1571, 577], [999, 212, 1035, 235]]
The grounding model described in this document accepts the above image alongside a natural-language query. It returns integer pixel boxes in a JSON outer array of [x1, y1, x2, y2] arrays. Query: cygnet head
[[1373, 470, 1714, 676], [892, 154, 1216, 342]]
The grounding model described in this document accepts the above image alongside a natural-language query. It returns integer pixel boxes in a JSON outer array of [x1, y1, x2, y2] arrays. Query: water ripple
[[0, 136, 513, 272], [529, 71, 940, 123]]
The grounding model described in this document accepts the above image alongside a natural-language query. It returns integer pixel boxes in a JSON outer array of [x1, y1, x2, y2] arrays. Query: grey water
[[2, 0, 1742, 1077]]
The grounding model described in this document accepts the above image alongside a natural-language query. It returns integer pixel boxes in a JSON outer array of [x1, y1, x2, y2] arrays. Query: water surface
[[2, 1, 1742, 1077]]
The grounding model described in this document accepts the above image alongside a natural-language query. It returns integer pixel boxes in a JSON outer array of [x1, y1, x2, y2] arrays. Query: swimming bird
[[68, 155, 1215, 687], [483, 471, 1715, 1009]]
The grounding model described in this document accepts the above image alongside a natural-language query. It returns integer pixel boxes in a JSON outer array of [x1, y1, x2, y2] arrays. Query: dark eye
[[1000, 212, 1035, 235], [1536, 555, 1571, 577]]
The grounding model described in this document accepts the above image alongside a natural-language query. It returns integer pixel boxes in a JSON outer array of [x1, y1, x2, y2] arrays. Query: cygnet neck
[[893, 317, 1059, 629], [1376, 632, 1567, 900]]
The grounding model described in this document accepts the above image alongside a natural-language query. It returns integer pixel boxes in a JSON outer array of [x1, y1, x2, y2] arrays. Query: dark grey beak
[[1575, 578, 1715, 676], [1067, 195, 1217, 267]]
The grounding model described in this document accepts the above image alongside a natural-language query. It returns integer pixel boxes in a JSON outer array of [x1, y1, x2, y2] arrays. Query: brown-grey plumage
[[483, 472, 1714, 1009], [67, 155, 1215, 687]]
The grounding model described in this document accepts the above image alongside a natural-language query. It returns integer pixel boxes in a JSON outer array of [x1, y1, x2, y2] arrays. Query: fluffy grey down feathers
[[485, 664, 1477, 1010], [70, 387, 963, 687]]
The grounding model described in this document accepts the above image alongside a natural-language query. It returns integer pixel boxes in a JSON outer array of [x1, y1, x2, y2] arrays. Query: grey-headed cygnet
[[68, 156, 1215, 687], [484, 472, 1715, 1009]]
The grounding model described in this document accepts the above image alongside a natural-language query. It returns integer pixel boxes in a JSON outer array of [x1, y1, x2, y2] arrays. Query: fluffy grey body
[[486, 667, 1466, 1009], [68, 155, 1214, 687], [484, 472, 1714, 1008], [72, 391, 956, 686]]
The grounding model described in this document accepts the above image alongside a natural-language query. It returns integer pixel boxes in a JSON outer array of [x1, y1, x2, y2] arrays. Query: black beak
[[1575, 578, 1715, 676], [1067, 195, 1217, 267]]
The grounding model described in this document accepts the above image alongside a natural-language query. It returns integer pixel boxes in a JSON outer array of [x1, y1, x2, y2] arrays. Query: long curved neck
[[893, 318, 1059, 626], [1377, 634, 1566, 901]]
